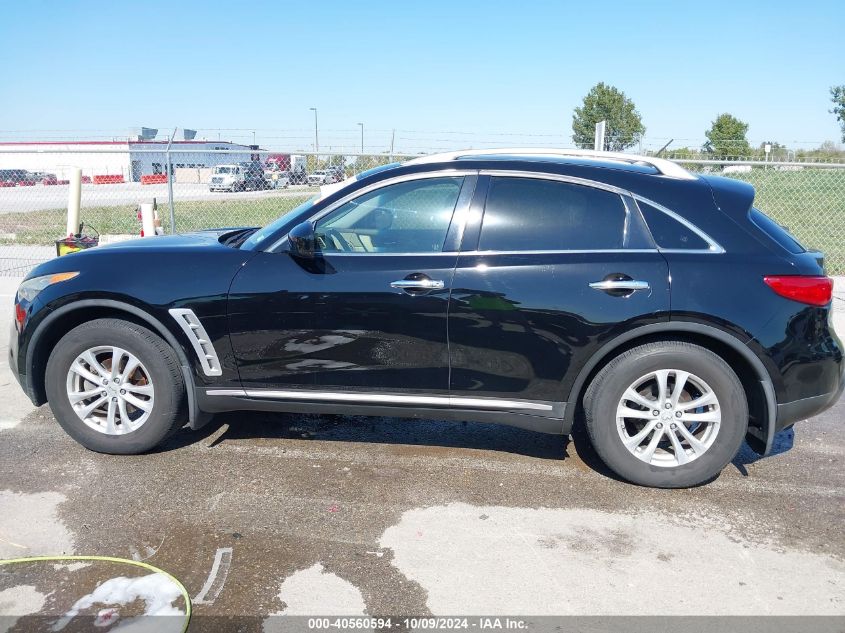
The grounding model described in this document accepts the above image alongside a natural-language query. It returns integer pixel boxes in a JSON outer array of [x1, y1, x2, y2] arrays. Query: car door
[[447, 173, 670, 412], [228, 173, 476, 396]]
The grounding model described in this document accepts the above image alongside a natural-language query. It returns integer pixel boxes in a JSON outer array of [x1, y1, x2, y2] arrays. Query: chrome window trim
[[277, 248, 659, 257], [477, 170, 723, 254], [477, 169, 631, 196], [205, 388, 555, 412], [631, 195, 725, 254], [266, 170, 476, 252], [306, 251, 463, 257], [462, 249, 659, 256], [265, 167, 724, 256]]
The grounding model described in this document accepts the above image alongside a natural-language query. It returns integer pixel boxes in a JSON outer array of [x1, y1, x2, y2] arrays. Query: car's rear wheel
[[583, 341, 747, 488], [45, 318, 186, 454]]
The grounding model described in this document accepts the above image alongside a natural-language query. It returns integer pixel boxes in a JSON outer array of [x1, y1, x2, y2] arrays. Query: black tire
[[583, 341, 747, 488], [45, 318, 186, 454]]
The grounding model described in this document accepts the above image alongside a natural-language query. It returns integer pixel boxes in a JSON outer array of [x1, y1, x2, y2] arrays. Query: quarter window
[[478, 177, 627, 251], [315, 177, 464, 253], [749, 208, 805, 254], [638, 202, 709, 250]]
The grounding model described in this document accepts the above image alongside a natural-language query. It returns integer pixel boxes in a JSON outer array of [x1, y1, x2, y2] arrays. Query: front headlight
[[17, 272, 79, 303]]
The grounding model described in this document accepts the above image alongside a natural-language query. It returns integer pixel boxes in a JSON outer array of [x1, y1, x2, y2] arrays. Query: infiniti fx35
[[10, 149, 843, 487]]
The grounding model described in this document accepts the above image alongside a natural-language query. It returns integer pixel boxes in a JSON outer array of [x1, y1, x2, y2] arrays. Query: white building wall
[[128, 142, 254, 181], [0, 141, 256, 182], [0, 143, 131, 180]]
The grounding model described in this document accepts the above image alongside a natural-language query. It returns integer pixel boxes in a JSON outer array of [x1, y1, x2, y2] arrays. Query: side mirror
[[287, 221, 317, 259]]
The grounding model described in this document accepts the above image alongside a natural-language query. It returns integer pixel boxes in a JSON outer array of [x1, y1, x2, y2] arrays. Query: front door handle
[[589, 280, 650, 292], [390, 278, 445, 291]]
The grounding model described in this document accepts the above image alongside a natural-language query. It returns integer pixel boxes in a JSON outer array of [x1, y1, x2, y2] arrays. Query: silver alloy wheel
[[616, 369, 721, 468], [65, 346, 155, 435]]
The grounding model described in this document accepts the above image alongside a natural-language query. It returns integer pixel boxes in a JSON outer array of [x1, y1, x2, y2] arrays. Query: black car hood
[[26, 227, 259, 282], [94, 227, 256, 252]]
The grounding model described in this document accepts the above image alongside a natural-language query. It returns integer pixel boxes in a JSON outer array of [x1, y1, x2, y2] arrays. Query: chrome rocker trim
[[205, 389, 555, 412]]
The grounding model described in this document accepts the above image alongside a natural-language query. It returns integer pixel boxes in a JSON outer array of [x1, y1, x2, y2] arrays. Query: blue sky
[[0, 0, 842, 153]]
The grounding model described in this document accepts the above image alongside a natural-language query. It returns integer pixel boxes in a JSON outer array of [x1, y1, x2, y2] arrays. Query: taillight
[[763, 275, 833, 306]]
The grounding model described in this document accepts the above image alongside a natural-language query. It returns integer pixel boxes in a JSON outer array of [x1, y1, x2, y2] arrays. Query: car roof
[[454, 153, 658, 175]]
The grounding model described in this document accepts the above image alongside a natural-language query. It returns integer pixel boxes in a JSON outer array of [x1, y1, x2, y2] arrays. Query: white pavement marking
[[0, 491, 74, 558], [265, 564, 367, 620], [379, 503, 845, 616], [193, 547, 234, 605]]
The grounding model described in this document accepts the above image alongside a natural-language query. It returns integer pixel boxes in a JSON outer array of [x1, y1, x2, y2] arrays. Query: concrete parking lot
[[0, 277, 842, 629], [0, 182, 316, 214]]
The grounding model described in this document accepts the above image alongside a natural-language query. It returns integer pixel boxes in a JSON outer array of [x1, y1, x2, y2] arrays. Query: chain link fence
[[0, 148, 842, 276]]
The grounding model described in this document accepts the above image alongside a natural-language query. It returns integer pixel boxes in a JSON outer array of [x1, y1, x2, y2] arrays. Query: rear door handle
[[390, 279, 445, 290], [589, 280, 650, 292]]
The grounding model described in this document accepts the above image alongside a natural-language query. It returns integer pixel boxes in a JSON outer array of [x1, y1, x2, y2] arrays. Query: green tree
[[703, 113, 751, 157], [830, 86, 845, 142], [572, 83, 645, 151]]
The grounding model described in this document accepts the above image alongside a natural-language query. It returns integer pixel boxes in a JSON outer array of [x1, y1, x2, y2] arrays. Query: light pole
[[357, 123, 364, 154], [309, 107, 319, 154]]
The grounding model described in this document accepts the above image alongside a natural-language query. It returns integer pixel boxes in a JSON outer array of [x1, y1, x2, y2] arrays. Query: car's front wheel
[[583, 341, 747, 488], [45, 318, 186, 454]]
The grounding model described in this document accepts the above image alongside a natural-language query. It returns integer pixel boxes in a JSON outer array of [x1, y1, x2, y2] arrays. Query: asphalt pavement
[[0, 277, 842, 630], [0, 181, 316, 214]]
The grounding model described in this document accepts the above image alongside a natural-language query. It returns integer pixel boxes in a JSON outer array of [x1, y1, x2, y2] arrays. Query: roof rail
[[405, 147, 696, 180]]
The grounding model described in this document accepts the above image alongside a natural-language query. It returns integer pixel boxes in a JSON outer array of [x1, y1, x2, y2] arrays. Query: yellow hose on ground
[[0, 555, 192, 633]]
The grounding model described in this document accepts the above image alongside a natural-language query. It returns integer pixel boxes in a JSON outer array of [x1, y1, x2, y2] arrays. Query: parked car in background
[[307, 167, 343, 186], [0, 169, 31, 186], [10, 149, 843, 488], [209, 162, 267, 192], [263, 164, 290, 190], [266, 154, 308, 184], [28, 171, 58, 185]]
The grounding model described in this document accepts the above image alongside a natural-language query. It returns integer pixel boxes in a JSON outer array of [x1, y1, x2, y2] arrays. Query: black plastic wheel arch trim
[[563, 321, 778, 456], [25, 299, 199, 426]]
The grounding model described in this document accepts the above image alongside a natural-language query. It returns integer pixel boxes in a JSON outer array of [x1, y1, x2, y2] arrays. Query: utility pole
[[389, 129, 395, 161], [166, 127, 176, 234], [357, 123, 364, 154], [309, 107, 319, 154]]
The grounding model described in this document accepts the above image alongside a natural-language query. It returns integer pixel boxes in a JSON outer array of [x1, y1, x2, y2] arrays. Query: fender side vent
[[168, 308, 223, 376]]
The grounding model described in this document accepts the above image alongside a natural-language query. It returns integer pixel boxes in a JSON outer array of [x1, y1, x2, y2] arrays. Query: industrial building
[[0, 137, 258, 182]]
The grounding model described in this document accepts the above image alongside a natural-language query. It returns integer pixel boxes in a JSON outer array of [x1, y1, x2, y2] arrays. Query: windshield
[[214, 166, 233, 174], [240, 196, 318, 250]]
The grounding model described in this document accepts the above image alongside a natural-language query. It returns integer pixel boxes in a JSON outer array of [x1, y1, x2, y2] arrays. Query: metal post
[[166, 128, 176, 234], [358, 123, 364, 154], [310, 108, 319, 154], [594, 121, 606, 151], [389, 129, 395, 162], [66, 167, 82, 237]]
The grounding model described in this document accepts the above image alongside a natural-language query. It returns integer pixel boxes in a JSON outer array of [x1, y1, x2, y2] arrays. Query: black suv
[[9, 149, 843, 487]]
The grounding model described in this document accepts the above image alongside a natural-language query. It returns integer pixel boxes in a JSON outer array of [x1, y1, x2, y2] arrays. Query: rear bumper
[[776, 371, 845, 431]]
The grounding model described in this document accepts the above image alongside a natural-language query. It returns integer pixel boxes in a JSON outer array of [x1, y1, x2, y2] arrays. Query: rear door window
[[749, 208, 806, 254], [638, 202, 710, 250], [478, 177, 627, 251]]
